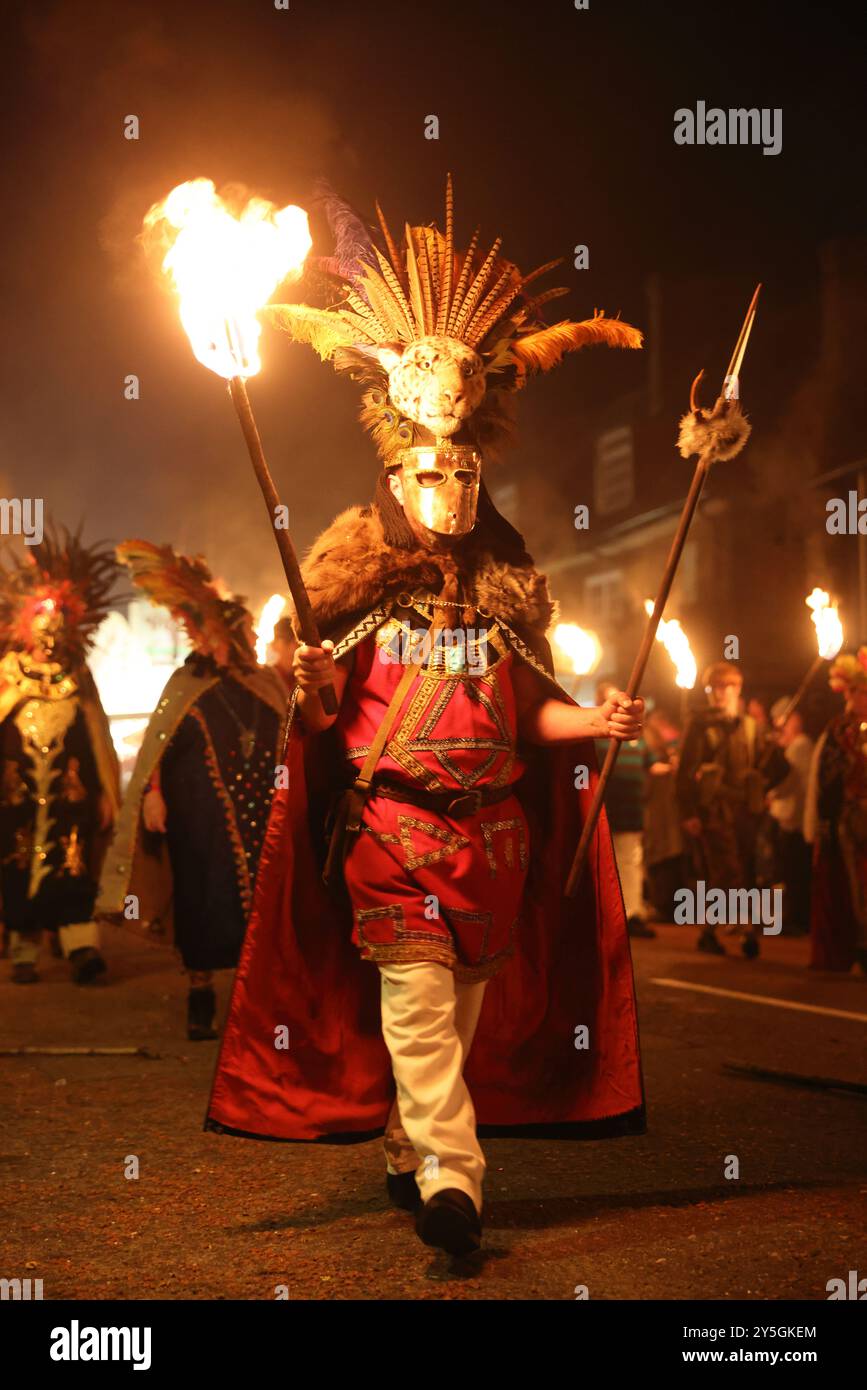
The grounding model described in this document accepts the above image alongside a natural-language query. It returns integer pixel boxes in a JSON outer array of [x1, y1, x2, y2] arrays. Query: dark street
[[2, 924, 863, 1301]]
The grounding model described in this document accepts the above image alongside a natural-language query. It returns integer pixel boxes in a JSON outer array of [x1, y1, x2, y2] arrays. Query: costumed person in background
[[677, 661, 786, 957], [642, 706, 685, 922], [803, 651, 867, 974], [746, 696, 770, 736], [595, 678, 655, 938], [96, 543, 287, 1038], [268, 614, 297, 692], [767, 697, 814, 934], [207, 177, 646, 1258], [0, 525, 119, 984]]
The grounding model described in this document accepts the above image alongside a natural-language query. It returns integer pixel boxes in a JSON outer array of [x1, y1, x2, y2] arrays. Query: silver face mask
[[394, 445, 482, 537]]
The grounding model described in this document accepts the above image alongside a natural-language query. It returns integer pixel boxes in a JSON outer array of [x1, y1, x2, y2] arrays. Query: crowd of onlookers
[[597, 651, 867, 975]]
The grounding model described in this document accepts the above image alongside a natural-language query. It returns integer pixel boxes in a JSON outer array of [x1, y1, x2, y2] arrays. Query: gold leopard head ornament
[[267, 175, 643, 473]]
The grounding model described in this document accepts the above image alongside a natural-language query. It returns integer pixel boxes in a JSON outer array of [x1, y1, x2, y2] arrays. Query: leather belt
[[367, 776, 518, 818]]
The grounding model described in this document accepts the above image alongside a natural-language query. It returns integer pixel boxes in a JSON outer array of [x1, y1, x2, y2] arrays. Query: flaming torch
[[776, 589, 844, 724], [143, 178, 336, 712], [554, 623, 603, 691], [566, 284, 761, 895], [643, 596, 697, 708], [255, 593, 287, 666]]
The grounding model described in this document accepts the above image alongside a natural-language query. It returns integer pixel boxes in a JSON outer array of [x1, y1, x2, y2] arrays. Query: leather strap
[[343, 612, 443, 834]]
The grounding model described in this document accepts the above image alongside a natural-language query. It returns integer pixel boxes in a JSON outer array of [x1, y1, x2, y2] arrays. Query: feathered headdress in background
[[0, 522, 119, 667], [117, 540, 255, 670], [267, 174, 643, 464], [829, 648, 867, 694]]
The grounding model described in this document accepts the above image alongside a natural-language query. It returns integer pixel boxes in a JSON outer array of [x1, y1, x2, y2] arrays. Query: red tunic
[[338, 626, 528, 980]]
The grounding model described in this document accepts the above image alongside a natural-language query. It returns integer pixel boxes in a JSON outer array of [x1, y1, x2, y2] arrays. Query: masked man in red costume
[[207, 179, 646, 1257]]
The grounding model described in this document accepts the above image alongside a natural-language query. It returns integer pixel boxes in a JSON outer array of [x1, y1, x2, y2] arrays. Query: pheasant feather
[[446, 227, 480, 334], [437, 175, 455, 332], [510, 313, 643, 375]]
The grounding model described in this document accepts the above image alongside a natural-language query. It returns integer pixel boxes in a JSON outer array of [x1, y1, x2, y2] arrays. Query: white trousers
[[9, 920, 100, 965], [613, 830, 646, 921], [379, 960, 487, 1214]]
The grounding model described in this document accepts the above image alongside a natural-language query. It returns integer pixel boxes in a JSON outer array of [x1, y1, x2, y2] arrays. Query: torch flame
[[644, 599, 697, 689], [255, 593, 287, 665], [554, 623, 603, 676], [806, 587, 843, 661], [144, 178, 312, 379]]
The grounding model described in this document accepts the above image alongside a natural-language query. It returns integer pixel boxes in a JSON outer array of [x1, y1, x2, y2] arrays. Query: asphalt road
[[1, 922, 864, 1301]]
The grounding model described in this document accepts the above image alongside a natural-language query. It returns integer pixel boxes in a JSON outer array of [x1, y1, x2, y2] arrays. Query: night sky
[[1, 0, 863, 609]]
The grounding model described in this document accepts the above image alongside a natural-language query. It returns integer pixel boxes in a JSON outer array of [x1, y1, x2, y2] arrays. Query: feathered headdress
[[117, 540, 255, 670], [267, 175, 643, 463], [0, 522, 120, 667], [829, 648, 867, 694]]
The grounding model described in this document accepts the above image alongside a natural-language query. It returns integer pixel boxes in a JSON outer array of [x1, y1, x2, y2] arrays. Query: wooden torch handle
[[229, 376, 338, 716]]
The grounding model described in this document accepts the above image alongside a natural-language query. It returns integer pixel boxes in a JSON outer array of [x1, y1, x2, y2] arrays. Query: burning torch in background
[[254, 593, 287, 666], [554, 623, 603, 697], [643, 598, 697, 719], [143, 179, 336, 712], [776, 589, 844, 724]]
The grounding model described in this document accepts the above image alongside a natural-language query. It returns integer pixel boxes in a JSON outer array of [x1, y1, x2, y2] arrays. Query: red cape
[[206, 709, 645, 1143]]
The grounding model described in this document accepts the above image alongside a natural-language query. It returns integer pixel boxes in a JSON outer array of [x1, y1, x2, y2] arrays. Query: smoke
[[4, 0, 353, 612]]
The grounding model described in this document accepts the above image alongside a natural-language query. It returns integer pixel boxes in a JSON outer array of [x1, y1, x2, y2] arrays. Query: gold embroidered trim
[[278, 685, 300, 764], [490, 751, 516, 788], [331, 605, 393, 660], [417, 675, 459, 739], [15, 694, 79, 897], [362, 941, 459, 970], [453, 913, 519, 982], [355, 901, 518, 981], [365, 813, 470, 870], [0, 651, 78, 701], [407, 672, 446, 731], [188, 706, 252, 913], [385, 737, 447, 791], [453, 956, 510, 983], [497, 623, 563, 693], [444, 904, 493, 960], [355, 903, 454, 955], [481, 817, 528, 876]]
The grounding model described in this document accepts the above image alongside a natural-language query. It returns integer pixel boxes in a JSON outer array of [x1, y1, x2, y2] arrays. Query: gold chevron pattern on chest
[[384, 670, 515, 791]]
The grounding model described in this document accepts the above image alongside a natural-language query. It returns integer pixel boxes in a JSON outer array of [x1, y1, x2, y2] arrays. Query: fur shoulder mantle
[[300, 506, 556, 634]]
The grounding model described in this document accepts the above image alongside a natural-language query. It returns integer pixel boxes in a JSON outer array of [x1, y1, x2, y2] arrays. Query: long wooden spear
[[565, 284, 761, 897]]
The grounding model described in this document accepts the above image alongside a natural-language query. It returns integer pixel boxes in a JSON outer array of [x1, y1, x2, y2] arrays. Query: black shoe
[[697, 929, 725, 955], [627, 916, 657, 939], [386, 1171, 422, 1212], [69, 947, 108, 985], [187, 985, 218, 1040], [741, 934, 760, 960], [415, 1188, 482, 1256], [12, 962, 39, 984]]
